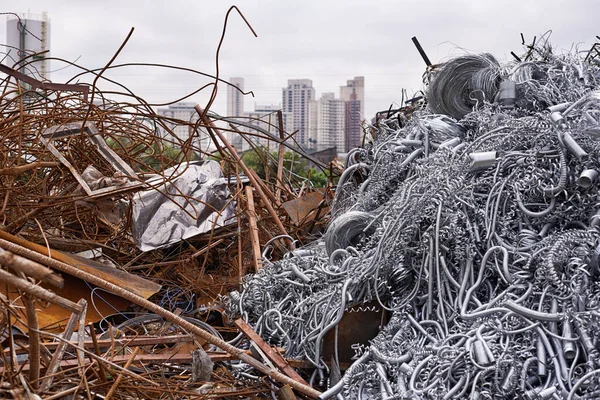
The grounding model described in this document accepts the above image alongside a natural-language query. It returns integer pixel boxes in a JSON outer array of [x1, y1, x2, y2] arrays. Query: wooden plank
[[234, 318, 308, 386], [245, 186, 263, 271]]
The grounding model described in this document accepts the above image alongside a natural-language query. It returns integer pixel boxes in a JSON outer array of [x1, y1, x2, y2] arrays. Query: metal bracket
[[41, 121, 143, 198]]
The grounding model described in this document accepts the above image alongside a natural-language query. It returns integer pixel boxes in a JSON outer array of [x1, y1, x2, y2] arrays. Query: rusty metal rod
[[0, 248, 64, 288], [105, 347, 139, 400], [194, 105, 293, 248], [0, 161, 60, 176], [22, 295, 40, 390], [88, 323, 107, 382], [276, 110, 286, 201], [39, 299, 86, 392]]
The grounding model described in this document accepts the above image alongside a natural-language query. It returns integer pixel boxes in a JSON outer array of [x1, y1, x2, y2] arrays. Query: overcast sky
[[2, 0, 599, 120]]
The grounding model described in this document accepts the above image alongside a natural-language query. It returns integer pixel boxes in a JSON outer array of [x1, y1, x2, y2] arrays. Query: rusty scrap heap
[[0, 9, 334, 400]]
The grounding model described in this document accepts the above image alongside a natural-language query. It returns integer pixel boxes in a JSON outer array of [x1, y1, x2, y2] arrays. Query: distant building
[[282, 79, 315, 149], [227, 77, 244, 117], [345, 96, 362, 151], [5, 12, 50, 81], [306, 146, 338, 169], [309, 93, 345, 152], [340, 76, 365, 116], [239, 105, 293, 151], [340, 76, 365, 152], [155, 102, 199, 143]]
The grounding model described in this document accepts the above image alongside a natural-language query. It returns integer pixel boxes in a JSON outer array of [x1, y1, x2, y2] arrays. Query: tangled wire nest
[[227, 43, 600, 399]]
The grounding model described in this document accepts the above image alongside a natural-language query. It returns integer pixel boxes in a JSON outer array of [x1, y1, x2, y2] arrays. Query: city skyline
[[232, 76, 364, 153], [2, 1, 598, 122]]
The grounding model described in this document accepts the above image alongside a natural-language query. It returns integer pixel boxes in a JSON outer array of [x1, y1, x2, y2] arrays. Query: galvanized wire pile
[[228, 43, 600, 399]]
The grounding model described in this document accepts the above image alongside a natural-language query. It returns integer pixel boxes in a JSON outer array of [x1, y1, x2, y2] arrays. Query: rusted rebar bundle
[[0, 6, 334, 398]]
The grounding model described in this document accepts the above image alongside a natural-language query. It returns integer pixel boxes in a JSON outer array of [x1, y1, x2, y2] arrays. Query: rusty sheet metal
[[0, 230, 160, 299], [40, 122, 144, 199], [323, 301, 388, 364], [3, 273, 132, 332], [281, 190, 328, 226]]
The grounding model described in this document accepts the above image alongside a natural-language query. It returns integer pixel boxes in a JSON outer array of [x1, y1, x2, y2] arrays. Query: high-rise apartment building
[[282, 79, 315, 148], [344, 96, 362, 151], [308, 93, 345, 152], [340, 76, 365, 152], [5, 12, 50, 81], [227, 77, 244, 117], [340, 76, 365, 116]]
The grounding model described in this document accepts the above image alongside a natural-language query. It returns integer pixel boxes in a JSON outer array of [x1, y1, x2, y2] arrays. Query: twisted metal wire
[[228, 42, 600, 399]]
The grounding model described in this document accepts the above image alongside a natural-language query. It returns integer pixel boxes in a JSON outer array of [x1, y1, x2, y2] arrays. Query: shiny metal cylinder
[[469, 151, 497, 171], [577, 169, 598, 188], [562, 320, 576, 360], [498, 80, 516, 107], [547, 102, 572, 113]]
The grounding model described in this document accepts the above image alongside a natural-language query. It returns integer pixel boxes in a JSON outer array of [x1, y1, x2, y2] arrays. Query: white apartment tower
[[227, 77, 244, 117], [308, 93, 345, 152], [5, 12, 50, 80], [282, 79, 315, 149]]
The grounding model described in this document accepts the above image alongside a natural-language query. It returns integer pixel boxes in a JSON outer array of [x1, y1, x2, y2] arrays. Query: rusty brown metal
[[40, 122, 144, 198], [0, 232, 160, 299], [323, 301, 388, 365], [234, 318, 309, 386], [0, 6, 335, 396], [0, 64, 90, 99], [282, 190, 328, 226]]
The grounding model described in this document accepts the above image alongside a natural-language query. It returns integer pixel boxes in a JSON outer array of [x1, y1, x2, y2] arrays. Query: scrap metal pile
[[229, 39, 600, 398], [0, 9, 334, 399]]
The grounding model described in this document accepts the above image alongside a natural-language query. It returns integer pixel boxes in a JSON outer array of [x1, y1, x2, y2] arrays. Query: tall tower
[[6, 12, 50, 80], [308, 93, 345, 152], [340, 77, 364, 152], [344, 93, 361, 152], [340, 76, 364, 116], [227, 77, 244, 117], [282, 79, 315, 149]]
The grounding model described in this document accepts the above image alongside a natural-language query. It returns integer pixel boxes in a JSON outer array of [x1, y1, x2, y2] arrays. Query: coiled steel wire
[[227, 43, 600, 399]]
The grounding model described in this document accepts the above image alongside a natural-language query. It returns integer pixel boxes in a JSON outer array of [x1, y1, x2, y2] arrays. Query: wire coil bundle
[[427, 53, 501, 120], [227, 42, 600, 399]]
